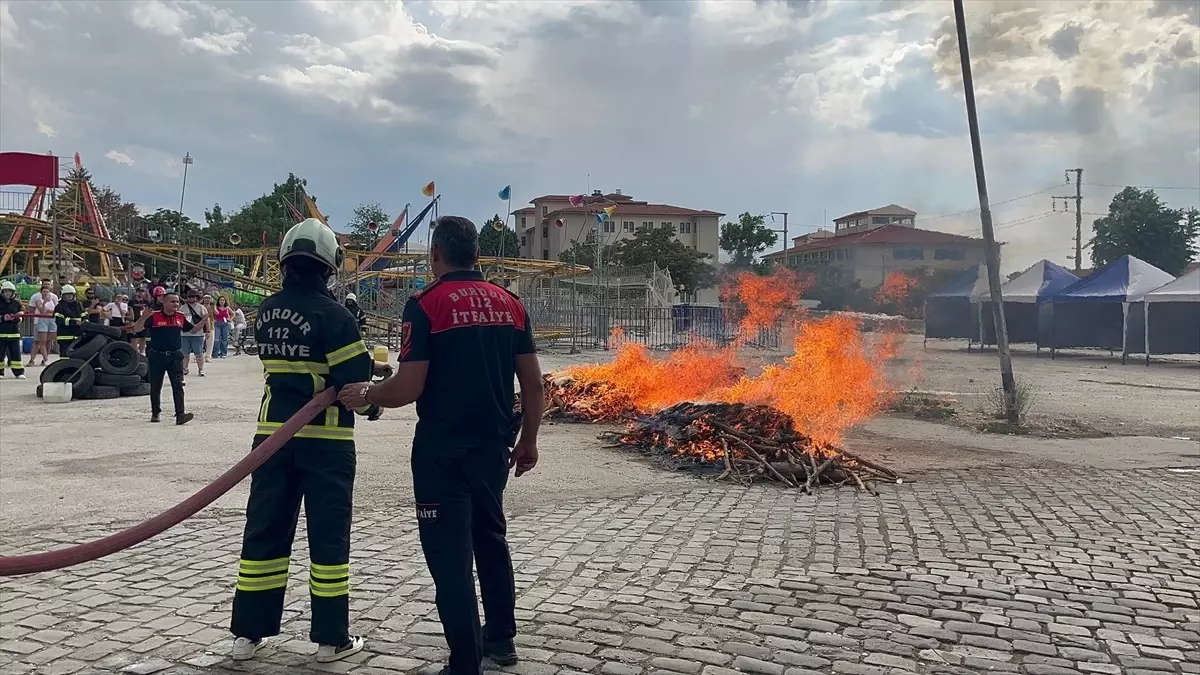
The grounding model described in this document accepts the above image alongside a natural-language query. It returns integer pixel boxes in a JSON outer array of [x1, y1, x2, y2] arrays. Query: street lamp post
[[177, 153, 193, 290], [769, 211, 789, 267]]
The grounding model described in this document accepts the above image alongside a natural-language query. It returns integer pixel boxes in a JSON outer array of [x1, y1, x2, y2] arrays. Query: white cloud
[[184, 30, 247, 55], [105, 150, 134, 165], [130, 0, 190, 37], [0, 0, 1194, 275], [36, 120, 56, 138]]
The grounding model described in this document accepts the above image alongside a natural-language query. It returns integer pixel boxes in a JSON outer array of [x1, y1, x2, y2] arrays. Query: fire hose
[[0, 389, 337, 577]]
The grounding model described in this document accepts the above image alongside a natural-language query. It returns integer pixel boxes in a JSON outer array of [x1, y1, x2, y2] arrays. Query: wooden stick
[[724, 434, 795, 487], [805, 457, 835, 493]]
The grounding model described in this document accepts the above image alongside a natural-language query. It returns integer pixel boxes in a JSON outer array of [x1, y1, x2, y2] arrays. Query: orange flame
[[721, 268, 811, 339], [874, 271, 920, 306], [563, 269, 903, 448]]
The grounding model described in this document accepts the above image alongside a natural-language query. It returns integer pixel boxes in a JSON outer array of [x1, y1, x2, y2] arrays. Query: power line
[[922, 184, 1060, 222], [1088, 183, 1200, 191]]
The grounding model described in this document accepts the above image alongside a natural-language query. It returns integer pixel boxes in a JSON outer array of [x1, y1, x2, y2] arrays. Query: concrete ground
[[1, 340, 1198, 675]]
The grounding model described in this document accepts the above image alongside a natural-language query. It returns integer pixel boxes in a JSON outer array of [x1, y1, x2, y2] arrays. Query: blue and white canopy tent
[[980, 260, 1078, 348], [923, 264, 990, 345], [1039, 255, 1175, 363], [1142, 267, 1200, 364]]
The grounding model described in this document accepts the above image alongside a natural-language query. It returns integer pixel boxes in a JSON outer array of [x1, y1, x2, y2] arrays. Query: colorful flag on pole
[[568, 195, 584, 208], [595, 212, 608, 223], [422, 181, 436, 198], [498, 185, 511, 201], [603, 205, 617, 218]]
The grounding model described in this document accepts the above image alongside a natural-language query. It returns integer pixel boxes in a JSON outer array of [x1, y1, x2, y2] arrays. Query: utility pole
[[769, 212, 788, 267], [1053, 168, 1083, 273], [953, 0, 1020, 424], [177, 152, 193, 290]]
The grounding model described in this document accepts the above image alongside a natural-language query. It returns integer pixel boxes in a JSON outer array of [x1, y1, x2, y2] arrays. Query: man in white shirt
[[181, 289, 210, 377], [28, 278, 58, 366]]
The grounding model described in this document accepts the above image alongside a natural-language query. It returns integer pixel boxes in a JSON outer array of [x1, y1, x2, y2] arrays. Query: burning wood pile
[[532, 375, 902, 492]]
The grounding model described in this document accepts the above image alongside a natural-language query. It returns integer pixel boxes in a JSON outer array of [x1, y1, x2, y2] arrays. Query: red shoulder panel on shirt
[[418, 280, 527, 334]]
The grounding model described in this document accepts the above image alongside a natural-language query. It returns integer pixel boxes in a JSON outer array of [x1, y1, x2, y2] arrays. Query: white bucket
[[42, 382, 73, 404]]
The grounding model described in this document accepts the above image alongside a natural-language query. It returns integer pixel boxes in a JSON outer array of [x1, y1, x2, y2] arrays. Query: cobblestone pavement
[[2, 468, 1198, 675]]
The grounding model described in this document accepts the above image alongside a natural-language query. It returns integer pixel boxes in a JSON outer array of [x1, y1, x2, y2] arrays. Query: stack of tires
[[36, 323, 151, 401]]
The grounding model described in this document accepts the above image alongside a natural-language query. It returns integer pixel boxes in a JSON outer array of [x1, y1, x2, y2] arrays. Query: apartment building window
[[520, 216, 527, 227], [623, 221, 634, 232], [661, 221, 673, 231], [603, 220, 615, 233], [679, 221, 693, 234], [640, 221, 652, 231], [541, 225, 549, 239], [893, 246, 924, 261], [542, 249, 549, 260], [934, 247, 965, 261], [541, 205, 548, 216], [871, 216, 890, 225], [520, 235, 526, 247]]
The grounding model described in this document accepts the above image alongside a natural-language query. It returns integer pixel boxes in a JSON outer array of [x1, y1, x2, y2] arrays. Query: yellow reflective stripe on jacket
[[261, 359, 330, 375], [255, 422, 353, 441], [0, 333, 20, 339], [326, 340, 367, 367], [310, 562, 350, 598]]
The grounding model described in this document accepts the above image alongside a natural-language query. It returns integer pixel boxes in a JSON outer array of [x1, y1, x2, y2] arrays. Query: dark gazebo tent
[[1143, 268, 1200, 364], [923, 264, 988, 345], [980, 260, 1078, 348], [1040, 255, 1175, 363]]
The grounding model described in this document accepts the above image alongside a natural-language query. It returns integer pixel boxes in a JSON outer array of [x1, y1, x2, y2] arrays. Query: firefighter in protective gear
[[0, 280, 26, 379], [230, 218, 379, 664], [54, 285, 86, 349]]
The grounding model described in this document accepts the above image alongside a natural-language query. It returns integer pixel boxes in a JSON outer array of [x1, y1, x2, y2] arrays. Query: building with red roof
[[762, 204, 990, 287]]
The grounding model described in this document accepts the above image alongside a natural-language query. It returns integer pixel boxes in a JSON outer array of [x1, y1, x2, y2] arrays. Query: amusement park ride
[[0, 151, 586, 328]]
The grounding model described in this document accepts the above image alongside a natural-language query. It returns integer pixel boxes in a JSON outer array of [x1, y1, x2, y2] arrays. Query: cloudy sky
[[1, 0, 1197, 271]]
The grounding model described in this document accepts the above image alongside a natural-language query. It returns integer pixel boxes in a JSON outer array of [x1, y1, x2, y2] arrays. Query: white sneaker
[[15, 374, 26, 380], [315, 636, 364, 663], [231, 636, 267, 661]]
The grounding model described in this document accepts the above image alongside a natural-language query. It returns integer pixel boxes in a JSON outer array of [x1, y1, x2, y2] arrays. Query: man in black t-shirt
[[339, 216, 543, 675], [127, 292, 194, 425]]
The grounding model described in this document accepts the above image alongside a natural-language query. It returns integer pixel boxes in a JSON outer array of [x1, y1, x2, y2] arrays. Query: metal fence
[[532, 305, 782, 351]]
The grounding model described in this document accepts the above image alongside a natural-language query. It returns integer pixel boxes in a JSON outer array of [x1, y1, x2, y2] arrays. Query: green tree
[[345, 202, 389, 251], [479, 214, 520, 257], [143, 209, 201, 236], [204, 203, 228, 229], [1091, 187, 1200, 275], [611, 224, 716, 295], [558, 239, 615, 268], [213, 173, 313, 248], [720, 212, 778, 268], [93, 186, 139, 228]]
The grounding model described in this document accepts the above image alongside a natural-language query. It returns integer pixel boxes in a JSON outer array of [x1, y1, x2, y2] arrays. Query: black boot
[[176, 412, 194, 425], [150, 413, 160, 423], [482, 633, 518, 666]]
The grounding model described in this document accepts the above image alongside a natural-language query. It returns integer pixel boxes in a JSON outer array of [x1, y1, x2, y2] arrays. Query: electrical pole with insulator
[[952, 0, 1020, 424]]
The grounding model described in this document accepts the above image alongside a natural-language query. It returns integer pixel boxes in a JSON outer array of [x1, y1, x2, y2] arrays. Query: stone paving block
[[1, 470, 1197, 675]]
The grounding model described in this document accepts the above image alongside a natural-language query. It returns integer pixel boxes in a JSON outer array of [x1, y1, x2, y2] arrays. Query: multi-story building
[[763, 204, 989, 287], [513, 190, 723, 262]]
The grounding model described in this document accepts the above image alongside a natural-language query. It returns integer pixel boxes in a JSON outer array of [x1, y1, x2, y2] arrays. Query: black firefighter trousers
[[231, 437, 355, 646], [0, 337, 23, 377], [146, 349, 185, 416], [412, 445, 517, 675]]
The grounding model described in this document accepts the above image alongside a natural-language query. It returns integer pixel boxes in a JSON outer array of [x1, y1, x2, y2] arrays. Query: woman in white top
[[105, 294, 130, 338], [28, 278, 58, 366]]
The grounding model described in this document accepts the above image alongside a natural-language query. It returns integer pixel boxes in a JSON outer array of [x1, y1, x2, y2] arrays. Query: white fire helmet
[[0, 280, 15, 293], [345, 293, 357, 302], [61, 284, 77, 295]]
